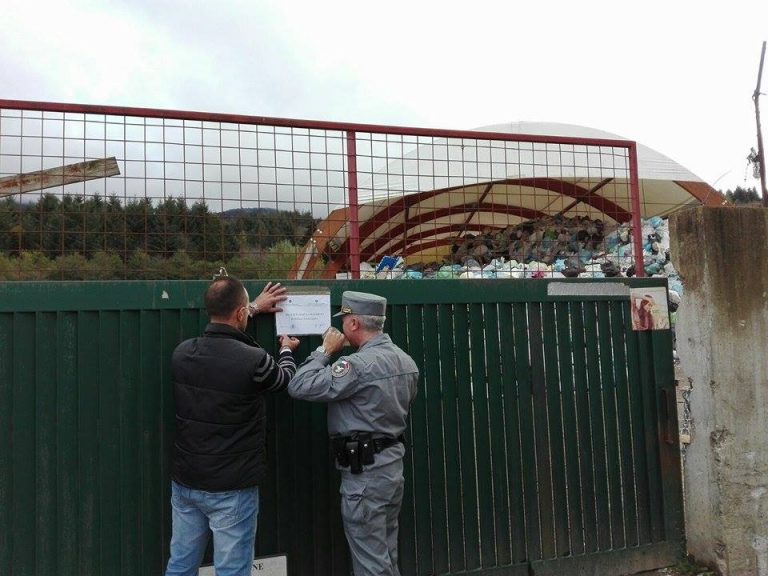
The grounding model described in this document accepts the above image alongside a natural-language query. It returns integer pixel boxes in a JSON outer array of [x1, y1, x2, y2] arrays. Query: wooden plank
[[610, 301, 639, 548], [499, 302, 526, 564], [438, 303, 465, 572], [513, 302, 541, 561], [483, 301, 513, 567], [597, 301, 625, 550], [541, 302, 569, 558], [0, 157, 120, 198], [455, 303, 481, 569], [554, 301, 585, 557]]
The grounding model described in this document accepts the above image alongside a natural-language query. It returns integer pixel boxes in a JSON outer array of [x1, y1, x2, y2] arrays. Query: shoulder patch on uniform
[[331, 359, 351, 378]]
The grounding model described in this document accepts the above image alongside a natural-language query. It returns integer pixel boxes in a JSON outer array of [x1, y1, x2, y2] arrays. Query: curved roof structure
[[293, 122, 725, 277]]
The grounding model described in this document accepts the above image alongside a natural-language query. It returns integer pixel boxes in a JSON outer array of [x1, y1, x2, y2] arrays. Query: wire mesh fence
[[0, 101, 644, 280]]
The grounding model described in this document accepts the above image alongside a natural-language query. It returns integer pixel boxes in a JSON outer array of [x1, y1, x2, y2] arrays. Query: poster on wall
[[629, 287, 670, 331]]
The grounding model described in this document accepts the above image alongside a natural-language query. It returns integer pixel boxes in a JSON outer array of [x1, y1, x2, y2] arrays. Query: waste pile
[[361, 213, 683, 313]]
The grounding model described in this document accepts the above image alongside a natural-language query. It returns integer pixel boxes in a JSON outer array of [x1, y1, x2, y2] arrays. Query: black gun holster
[[332, 432, 376, 474]]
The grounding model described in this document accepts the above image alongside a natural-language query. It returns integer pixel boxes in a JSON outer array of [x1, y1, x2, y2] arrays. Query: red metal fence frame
[[0, 99, 646, 278]]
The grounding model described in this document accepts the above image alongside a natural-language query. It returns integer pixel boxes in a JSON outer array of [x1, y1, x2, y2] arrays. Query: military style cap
[[333, 290, 387, 317]]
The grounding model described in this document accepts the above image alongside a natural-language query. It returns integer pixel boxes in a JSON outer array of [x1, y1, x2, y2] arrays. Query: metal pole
[[628, 143, 645, 277], [346, 131, 361, 279], [754, 41, 767, 206]]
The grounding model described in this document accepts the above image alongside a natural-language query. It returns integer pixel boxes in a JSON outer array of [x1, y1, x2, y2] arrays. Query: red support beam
[[628, 144, 645, 277], [346, 131, 360, 279]]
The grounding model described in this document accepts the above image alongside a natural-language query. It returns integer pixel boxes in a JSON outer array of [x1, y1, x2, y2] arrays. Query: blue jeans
[[165, 481, 260, 576]]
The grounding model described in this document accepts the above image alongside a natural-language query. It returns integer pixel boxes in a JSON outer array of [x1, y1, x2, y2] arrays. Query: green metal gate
[[0, 278, 683, 575]]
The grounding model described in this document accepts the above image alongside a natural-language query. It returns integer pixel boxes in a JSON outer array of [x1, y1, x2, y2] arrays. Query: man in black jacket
[[165, 277, 299, 576]]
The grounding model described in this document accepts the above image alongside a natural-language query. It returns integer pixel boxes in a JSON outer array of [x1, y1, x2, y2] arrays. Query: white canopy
[[293, 122, 724, 276]]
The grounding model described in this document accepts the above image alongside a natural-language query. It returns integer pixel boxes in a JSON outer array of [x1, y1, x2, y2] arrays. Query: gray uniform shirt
[[288, 333, 419, 469]]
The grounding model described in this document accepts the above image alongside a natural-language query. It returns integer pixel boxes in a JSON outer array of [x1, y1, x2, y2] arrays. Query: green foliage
[[724, 186, 761, 204], [0, 194, 320, 280]]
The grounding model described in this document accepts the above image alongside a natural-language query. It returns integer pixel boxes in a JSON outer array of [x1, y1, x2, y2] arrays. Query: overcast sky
[[2, 0, 767, 193]]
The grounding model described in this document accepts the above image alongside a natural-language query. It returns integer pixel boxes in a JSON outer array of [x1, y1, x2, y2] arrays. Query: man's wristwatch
[[248, 302, 259, 317], [316, 345, 330, 357]]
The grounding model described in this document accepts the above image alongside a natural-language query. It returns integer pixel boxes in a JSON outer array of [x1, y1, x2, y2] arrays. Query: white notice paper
[[275, 288, 331, 335], [199, 554, 287, 576]]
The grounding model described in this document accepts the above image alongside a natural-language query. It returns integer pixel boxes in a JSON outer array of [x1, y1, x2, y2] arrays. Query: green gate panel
[[0, 278, 684, 576]]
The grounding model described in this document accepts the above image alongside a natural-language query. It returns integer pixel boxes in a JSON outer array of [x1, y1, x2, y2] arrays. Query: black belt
[[332, 433, 405, 453]]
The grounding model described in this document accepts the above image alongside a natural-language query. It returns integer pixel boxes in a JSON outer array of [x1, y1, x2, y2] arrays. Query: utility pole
[[754, 41, 767, 206]]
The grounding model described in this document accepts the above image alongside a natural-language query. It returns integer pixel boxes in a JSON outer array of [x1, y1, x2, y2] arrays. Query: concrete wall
[[670, 207, 768, 575]]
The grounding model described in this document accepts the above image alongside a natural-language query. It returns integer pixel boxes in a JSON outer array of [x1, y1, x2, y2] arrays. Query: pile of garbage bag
[[361, 214, 683, 311]]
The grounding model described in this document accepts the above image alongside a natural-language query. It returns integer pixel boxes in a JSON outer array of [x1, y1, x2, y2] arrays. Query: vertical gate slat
[[99, 311, 121, 575], [57, 312, 78, 574], [610, 301, 639, 548], [513, 302, 541, 561], [438, 303, 465, 573], [423, 304, 449, 574], [406, 303, 433, 576], [651, 329, 684, 547], [624, 318, 652, 544], [36, 312, 58, 576], [542, 302, 570, 557], [255, 312, 280, 558], [638, 332, 665, 542], [120, 311, 141, 575], [455, 303, 482, 570], [78, 311, 100, 576], [470, 302, 497, 568], [554, 301, 585, 557], [583, 303, 611, 551], [529, 302, 556, 559], [291, 392, 315, 575], [0, 314, 11, 576], [139, 310, 163, 572], [484, 302, 513, 567], [597, 302, 625, 550], [569, 301, 598, 553], [500, 302, 526, 564], [159, 309, 183, 568], [13, 313, 36, 575], [391, 304, 416, 576]]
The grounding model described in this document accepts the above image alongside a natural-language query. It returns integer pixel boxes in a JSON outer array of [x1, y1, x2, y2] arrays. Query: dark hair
[[205, 277, 247, 318]]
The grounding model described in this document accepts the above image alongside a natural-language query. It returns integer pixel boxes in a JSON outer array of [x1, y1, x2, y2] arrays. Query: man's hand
[[322, 327, 346, 356], [278, 335, 300, 352], [251, 282, 288, 314]]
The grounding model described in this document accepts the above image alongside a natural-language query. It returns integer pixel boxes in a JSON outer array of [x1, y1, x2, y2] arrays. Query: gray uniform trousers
[[340, 459, 405, 576]]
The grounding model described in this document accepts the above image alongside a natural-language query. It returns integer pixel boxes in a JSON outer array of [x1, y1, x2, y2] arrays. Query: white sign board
[[275, 287, 331, 336], [199, 554, 287, 576]]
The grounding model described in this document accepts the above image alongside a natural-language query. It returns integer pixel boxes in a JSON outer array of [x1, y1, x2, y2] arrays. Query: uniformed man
[[287, 291, 419, 576]]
